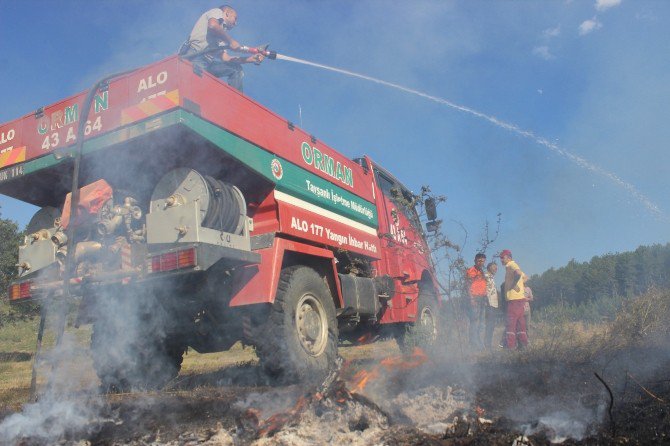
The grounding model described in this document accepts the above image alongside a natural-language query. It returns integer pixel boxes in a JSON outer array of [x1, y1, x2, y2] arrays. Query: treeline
[[528, 243, 670, 309]]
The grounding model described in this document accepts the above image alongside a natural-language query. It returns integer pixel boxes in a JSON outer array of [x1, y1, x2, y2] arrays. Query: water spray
[[263, 52, 662, 218]]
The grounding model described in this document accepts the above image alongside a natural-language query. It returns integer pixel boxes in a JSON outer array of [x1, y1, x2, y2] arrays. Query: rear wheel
[[255, 266, 338, 383], [91, 322, 185, 393], [90, 293, 185, 392], [396, 286, 440, 354]]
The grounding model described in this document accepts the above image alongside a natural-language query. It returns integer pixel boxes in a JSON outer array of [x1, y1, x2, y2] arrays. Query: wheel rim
[[295, 293, 328, 357], [420, 305, 437, 343]]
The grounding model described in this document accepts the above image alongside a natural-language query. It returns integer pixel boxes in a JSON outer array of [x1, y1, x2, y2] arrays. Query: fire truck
[[0, 56, 441, 391]]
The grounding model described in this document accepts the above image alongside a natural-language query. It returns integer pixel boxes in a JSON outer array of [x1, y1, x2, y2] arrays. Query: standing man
[[465, 253, 487, 348], [181, 5, 265, 92], [500, 249, 528, 350], [483, 262, 499, 350]]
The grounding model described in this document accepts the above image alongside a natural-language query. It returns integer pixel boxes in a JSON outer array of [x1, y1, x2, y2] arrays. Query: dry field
[[1, 289, 669, 445]]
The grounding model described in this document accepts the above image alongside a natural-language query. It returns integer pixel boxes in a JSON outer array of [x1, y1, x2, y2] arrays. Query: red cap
[[500, 249, 512, 258]]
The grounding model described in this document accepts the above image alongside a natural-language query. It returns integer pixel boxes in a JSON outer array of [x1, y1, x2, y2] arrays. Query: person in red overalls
[[500, 249, 528, 349]]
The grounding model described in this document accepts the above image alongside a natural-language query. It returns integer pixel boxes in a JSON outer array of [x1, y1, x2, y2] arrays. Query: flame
[[348, 347, 429, 393], [244, 347, 431, 438], [351, 368, 381, 393], [380, 347, 428, 370], [256, 395, 310, 437], [356, 333, 379, 345]]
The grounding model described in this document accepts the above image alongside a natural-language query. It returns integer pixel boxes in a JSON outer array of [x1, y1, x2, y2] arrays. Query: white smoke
[[512, 394, 605, 443], [0, 329, 104, 443]]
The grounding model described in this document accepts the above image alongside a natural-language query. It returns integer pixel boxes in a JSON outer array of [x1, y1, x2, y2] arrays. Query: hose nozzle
[[241, 44, 276, 60]]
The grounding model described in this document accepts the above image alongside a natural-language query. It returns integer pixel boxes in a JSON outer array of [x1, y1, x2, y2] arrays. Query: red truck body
[[1, 56, 440, 388]]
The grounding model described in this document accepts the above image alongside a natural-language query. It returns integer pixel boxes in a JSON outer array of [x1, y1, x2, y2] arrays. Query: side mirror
[[425, 197, 437, 221], [425, 219, 441, 233]]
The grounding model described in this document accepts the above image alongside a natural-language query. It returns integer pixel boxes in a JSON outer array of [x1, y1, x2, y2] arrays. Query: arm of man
[[511, 269, 522, 293], [221, 50, 265, 64], [207, 18, 240, 50]]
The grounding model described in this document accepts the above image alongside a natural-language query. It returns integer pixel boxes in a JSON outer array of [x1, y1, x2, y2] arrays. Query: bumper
[[9, 243, 260, 303]]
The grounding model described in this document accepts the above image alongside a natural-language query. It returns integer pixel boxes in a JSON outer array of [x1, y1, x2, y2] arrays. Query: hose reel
[[151, 168, 246, 235]]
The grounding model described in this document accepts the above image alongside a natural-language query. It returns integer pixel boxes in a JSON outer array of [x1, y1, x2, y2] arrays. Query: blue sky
[[0, 0, 668, 276]]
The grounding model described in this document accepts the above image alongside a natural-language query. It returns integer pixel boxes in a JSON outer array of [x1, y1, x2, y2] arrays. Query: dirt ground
[[2, 339, 670, 446]]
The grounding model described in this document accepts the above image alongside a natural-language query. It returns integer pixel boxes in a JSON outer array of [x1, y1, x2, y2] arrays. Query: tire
[[396, 286, 440, 354], [90, 294, 185, 393], [91, 319, 131, 393], [255, 266, 338, 383]]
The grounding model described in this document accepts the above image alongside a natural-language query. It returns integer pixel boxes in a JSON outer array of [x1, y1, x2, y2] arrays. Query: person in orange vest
[[465, 253, 487, 348], [500, 249, 528, 349]]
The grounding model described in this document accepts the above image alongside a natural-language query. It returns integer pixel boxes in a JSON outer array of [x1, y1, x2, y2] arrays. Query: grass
[[2, 288, 668, 413], [181, 344, 256, 374], [0, 313, 401, 412], [0, 360, 32, 410], [0, 317, 41, 355]]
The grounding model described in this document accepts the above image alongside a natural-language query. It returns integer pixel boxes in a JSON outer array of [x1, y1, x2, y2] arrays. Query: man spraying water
[[181, 5, 267, 92]]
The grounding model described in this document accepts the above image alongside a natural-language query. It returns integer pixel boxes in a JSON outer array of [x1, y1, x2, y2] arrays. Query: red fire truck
[[1, 56, 441, 391]]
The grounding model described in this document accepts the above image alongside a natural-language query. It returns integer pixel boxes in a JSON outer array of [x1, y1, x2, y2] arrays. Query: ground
[[3, 287, 670, 446], [2, 336, 670, 445]]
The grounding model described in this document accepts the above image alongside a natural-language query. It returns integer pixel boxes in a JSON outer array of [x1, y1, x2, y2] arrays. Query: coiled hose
[[201, 176, 246, 234]]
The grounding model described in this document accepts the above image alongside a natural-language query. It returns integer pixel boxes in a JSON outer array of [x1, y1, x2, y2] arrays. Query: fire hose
[[180, 43, 278, 64], [31, 65, 142, 401], [201, 176, 246, 234]]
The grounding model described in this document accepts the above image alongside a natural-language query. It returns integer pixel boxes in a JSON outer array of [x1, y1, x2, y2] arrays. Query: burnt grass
[[5, 345, 670, 445]]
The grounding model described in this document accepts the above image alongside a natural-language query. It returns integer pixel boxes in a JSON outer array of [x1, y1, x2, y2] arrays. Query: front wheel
[[255, 266, 338, 383], [396, 287, 440, 354]]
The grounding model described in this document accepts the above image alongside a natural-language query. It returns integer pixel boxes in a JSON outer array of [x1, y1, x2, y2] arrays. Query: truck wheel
[[255, 266, 338, 383], [136, 337, 185, 390], [91, 318, 132, 393], [91, 306, 185, 392], [396, 287, 440, 354]]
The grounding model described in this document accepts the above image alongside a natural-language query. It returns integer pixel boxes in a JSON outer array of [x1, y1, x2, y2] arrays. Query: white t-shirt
[[188, 8, 225, 52], [485, 272, 499, 308]]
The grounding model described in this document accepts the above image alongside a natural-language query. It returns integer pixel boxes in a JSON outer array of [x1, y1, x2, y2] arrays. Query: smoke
[[386, 385, 471, 434], [0, 312, 104, 443], [0, 396, 104, 442], [275, 53, 663, 219], [0, 281, 183, 444], [234, 388, 305, 419], [515, 397, 604, 443]]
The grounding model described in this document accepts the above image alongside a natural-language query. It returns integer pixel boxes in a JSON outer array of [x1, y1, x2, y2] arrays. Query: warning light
[[9, 281, 32, 301], [149, 247, 197, 273]]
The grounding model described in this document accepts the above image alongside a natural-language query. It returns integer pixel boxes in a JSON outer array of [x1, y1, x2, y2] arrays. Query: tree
[[531, 243, 670, 310], [0, 208, 22, 293], [0, 207, 35, 326]]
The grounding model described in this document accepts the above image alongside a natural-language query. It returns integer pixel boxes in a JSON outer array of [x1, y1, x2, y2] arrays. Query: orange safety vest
[[466, 266, 487, 297]]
